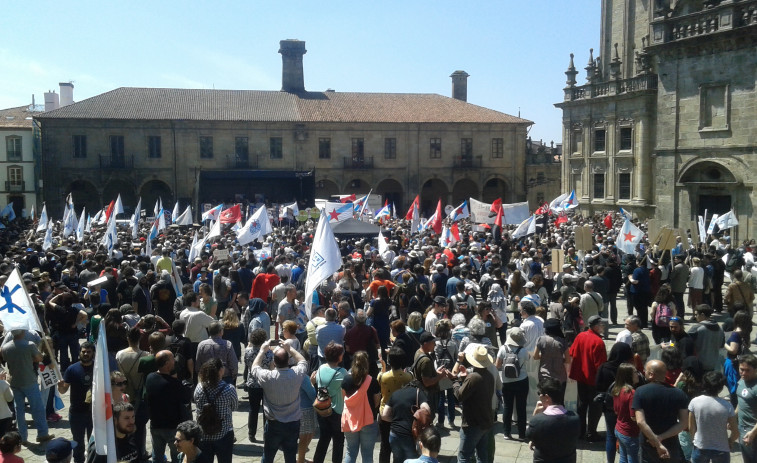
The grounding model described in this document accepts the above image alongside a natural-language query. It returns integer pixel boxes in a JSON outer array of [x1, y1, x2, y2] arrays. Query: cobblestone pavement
[[17, 295, 743, 462]]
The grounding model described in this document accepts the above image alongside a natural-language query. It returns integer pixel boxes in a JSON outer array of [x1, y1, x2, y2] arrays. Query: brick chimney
[[279, 39, 307, 93], [450, 70, 469, 102]]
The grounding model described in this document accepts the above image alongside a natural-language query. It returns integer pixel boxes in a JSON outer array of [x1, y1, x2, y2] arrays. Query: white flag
[[377, 229, 389, 256], [236, 205, 272, 245], [714, 210, 739, 230], [172, 202, 180, 222], [154, 197, 162, 218], [132, 197, 142, 240], [76, 207, 86, 242], [617, 219, 644, 255], [207, 219, 222, 240], [114, 194, 124, 217], [697, 215, 707, 243], [707, 214, 719, 235], [0, 268, 44, 332], [512, 215, 533, 239], [42, 220, 53, 250], [188, 231, 200, 263], [175, 205, 193, 226], [62, 208, 77, 237], [304, 213, 342, 319], [36, 205, 48, 232], [101, 214, 118, 249], [92, 324, 117, 462]]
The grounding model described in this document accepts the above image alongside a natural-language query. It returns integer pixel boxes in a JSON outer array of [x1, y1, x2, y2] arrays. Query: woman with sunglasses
[[175, 420, 211, 463], [110, 371, 129, 404]]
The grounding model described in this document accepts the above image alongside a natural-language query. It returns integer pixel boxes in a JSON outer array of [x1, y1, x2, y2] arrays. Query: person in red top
[[367, 277, 396, 299], [250, 264, 281, 304], [569, 314, 608, 441]]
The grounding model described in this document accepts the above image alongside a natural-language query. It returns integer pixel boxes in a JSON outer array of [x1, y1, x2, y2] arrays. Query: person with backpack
[[193, 358, 238, 463], [433, 319, 458, 428], [412, 332, 448, 424], [650, 284, 677, 344], [725, 269, 755, 318], [312, 341, 348, 463], [495, 326, 529, 441], [452, 344, 496, 463]]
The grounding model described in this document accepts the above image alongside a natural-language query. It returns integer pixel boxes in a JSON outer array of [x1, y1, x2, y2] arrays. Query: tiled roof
[[0, 105, 39, 129], [35, 87, 532, 125]]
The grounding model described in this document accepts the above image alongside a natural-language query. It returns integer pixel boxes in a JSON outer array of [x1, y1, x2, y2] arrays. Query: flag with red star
[[92, 323, 117, 461], [324, 202, 353, 223], [617, 218, 643, 255]]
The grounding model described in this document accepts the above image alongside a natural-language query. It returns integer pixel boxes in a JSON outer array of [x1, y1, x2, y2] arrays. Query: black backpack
[[502, 346, 523, 379]]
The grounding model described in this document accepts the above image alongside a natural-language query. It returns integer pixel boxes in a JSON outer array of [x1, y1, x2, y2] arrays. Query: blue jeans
[[437, 389, 456, 425], [604, 412, 617, 463], [263, 419, 300, 463], [692, 447, 730, 463], [151, 427, 180, 463], [615, 429, 640, 463], [389, 431, 418, 463], [344, 421, 378, 463], [56, 331, 80, 371], [69, 411, 93, 463], [12, 384, 49, 442], [458, 425, 491, 463], [199, 431, 234, 463]]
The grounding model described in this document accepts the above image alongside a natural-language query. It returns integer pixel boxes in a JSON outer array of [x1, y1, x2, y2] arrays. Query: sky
[[0, 1, 600, 143]]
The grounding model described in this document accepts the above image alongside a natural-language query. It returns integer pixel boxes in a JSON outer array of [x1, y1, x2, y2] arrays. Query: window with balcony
[[619, 127, 632, 151], [7, 166, 22, 191], [6, 136, 21, 161], [110, 135, 125, 157], [270, 137, 283, 159], [351, 138, 364, 163], [430, 138, 441, 159], [491, 138, 503, 158], [618, 173, 631, 200], [594, 129, 606, 152], [460, 138, 473, 159], [148, 136, 162, 158], [200, 136, 213, 158], [235, 137, 249, 160], [384, 138, 396, 159], [73, 135, 87, 158], [319, 138, 331, 159], [593, 173, 605, 199]]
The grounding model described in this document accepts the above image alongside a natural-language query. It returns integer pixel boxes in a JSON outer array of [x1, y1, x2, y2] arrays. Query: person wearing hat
[[45, 436, 77, 463], [568, 314, 608, 441], [412, 331, 449, 423], [495, 327, 529, 441], [451, 344, 496, 463]]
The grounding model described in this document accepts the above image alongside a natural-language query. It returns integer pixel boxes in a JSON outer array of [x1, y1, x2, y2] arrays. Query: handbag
[[411, 387, 432, 440], [313, 368, 341, 417]]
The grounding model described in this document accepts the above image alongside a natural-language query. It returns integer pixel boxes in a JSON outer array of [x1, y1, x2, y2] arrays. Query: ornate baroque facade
[[556, 0, 757, 240]]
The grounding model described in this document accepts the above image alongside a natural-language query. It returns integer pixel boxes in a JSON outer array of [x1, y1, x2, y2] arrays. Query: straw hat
[[465, 345, 493, 369]]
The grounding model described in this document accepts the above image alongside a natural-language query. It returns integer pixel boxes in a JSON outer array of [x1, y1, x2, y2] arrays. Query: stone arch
[[678, 159, 739, 184], [344, 178, 369, 195], [139, 180, 173, 215], [452, 178, 479, 205], [316, 179, 340, 199], [376, 178, 404, 212], [420, 178, 448, 216], [482, 177, 510, 203], [102, 179, 137, 216], [67, 180, 101, 216]]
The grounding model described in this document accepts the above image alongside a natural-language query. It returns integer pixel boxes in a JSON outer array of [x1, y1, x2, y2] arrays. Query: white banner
[[469, 198, 530, 225]]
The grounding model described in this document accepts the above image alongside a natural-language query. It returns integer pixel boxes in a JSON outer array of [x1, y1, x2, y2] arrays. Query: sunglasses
[[112, 381, 127, 387], [669, 317, 682, 323]]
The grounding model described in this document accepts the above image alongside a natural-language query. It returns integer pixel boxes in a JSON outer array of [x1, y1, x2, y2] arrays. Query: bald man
[[144, 350, 190, 462], [632, 360, 689, 462]]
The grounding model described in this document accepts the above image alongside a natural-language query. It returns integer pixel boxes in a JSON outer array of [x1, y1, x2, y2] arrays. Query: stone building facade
[[556, 0, 757, 241], [35, 40, 532, 219], [0, 105, 42, 217]]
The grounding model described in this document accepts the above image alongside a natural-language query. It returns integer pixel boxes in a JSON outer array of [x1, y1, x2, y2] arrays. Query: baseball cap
[[524, 281, 535, 289], [433, 296, 447, 305], [46, 438, 77, 462], [588, 315, 606, 327], [419, 332, 436, 344]]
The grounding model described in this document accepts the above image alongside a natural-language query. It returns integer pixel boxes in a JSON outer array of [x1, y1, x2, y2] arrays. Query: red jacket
[[250, 272, 280, 301], [569, 329, 607, 385]]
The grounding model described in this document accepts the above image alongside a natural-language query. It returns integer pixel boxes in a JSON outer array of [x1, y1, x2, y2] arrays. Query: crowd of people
[[0, 206, 754, 463]]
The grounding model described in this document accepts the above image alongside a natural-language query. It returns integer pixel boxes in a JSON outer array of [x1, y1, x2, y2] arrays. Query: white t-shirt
[[688, 395, 735, 452]]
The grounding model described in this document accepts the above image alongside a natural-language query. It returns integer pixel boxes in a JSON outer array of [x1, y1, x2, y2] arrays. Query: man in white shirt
[[179, 292, 214, 343], [519, 301, 544, 354], [424, 296, 446, 336], [522, 282, 541, 307]]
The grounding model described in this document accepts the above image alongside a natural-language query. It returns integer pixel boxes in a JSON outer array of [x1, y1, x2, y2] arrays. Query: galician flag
[[304, 213, 342, 320], [441, 223, 461, 248], [374, 203, 391, 224], [92, 323, 117, 462], [448, 200, 469, 222], [201, 203, 223, 222], [0, 268, 45, 332], [76, 207, 86, 242], [42, 220, 53, 250], [324, 202, 353, 223], [617, 218, 644, 255], [153, 197, 162, 218]]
